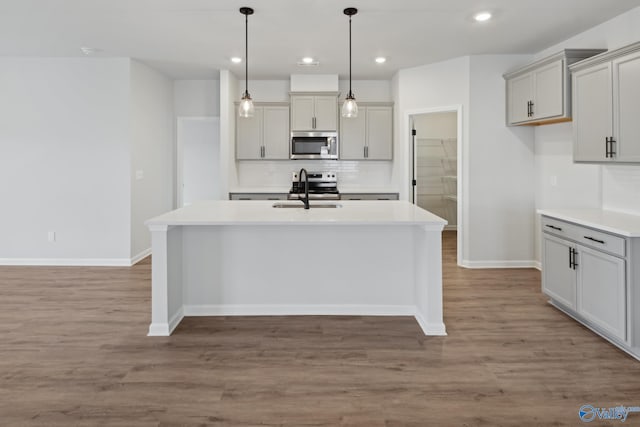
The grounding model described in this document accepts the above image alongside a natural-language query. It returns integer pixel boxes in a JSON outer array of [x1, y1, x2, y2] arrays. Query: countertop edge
[[537, 209, 640, 237]]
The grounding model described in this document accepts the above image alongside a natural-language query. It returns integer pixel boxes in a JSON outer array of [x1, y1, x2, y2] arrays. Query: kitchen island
[[145, 200, 447, 336]]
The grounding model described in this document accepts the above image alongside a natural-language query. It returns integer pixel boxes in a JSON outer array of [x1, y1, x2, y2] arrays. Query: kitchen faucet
[[298, 168, 310, 209]]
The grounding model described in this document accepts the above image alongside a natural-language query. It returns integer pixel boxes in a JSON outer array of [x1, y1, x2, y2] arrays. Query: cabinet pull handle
[[610, 137, 616, 158], [545, 224, 562, 231], [526, 101, 531, 117], [584, 236, 605, 245], [572, 248, 578, 269], [530, 101, 534, 117], [568, 247, 573, 268]]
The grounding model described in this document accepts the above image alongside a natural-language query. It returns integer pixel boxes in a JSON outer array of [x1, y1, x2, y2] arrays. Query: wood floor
[[2, 231, 640, 426]]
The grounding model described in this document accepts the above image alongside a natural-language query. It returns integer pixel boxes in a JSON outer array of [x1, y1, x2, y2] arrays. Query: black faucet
[[298, 168, 310, 209]]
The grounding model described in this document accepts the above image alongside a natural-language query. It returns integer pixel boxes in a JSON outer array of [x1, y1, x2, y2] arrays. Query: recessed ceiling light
[[80, 47, 101, 55], [231, 57, 242, 64], [474, 11, 492, 22], [375, 57, 386, 64], [302, 57, 314, 64]]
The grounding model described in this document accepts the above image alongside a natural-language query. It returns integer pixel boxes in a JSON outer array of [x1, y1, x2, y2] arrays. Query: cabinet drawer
[[577, 228, 626, 257], [541, 216, 578, 238], [542, 215, 626, 257]]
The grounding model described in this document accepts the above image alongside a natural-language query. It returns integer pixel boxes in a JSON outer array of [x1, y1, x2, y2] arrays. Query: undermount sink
[[272, 202, 343, 209]]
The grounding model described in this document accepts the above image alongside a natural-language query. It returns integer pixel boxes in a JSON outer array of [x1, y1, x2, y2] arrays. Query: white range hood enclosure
[[290, 74, 339, 92]]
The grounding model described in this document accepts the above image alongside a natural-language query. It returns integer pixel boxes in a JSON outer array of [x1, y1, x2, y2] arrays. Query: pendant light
[[342, 7, 358, 118], [238, 7, 255, 118]]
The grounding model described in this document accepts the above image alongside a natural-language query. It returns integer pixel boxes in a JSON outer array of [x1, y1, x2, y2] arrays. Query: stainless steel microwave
[[290, 131, 338, 160]]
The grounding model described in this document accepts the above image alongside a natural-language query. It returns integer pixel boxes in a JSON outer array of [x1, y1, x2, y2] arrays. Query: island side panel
[[148, 225, 184, 336], [180, 225, 417, 315], [413, 224, 446, 335]]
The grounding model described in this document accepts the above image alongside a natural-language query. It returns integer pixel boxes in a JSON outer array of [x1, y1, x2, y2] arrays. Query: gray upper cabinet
[[236, 103, 290, 160], [340, 104, 393, 160], [571, 42, 640, 163], [290, 93, 338, 131], [504, 49, 605, 126]]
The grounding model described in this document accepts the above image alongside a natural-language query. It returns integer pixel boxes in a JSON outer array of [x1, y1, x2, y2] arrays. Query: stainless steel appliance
[[288, 171, 340, 200], [290, 131, 338, 160]]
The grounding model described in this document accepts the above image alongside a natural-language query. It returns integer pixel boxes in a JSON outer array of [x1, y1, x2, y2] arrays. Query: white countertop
[[146, 200, 447, 227], [538, 209, 640, 237]]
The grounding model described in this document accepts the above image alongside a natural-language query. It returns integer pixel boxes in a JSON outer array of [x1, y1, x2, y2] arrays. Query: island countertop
[[146, 200, 447, 227]]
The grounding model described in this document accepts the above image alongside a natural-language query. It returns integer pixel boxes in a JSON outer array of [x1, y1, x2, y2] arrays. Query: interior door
[[177, 117, 221, 207]]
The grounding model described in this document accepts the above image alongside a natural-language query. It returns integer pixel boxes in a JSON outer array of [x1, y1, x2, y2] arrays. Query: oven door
[[290, 134, 338, 160]]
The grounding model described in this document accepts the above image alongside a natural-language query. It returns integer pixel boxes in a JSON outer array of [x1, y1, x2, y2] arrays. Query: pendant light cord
[[348, 14, 352, 98], [245, 12, 249, 96]]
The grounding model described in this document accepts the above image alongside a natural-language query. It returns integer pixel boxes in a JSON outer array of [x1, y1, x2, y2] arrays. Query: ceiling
[[2, 0, 640, 80]]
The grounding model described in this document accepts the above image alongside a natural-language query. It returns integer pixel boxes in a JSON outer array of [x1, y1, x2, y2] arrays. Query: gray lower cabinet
[[340, 193, 399, 200], [541, 215, 635, 354], [229, 193, 288, 200]]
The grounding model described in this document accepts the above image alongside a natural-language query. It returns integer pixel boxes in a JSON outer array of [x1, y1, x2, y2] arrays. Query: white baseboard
[[148, 307, 184, 336], [414, 313, 447, 336], [0, 248, 151, 267], [533, 261, 541, 271], [130, 248, 151, 265], [459, 259, 539, 269], [183, 304, 416, 317], [0, 257, 132, 266]]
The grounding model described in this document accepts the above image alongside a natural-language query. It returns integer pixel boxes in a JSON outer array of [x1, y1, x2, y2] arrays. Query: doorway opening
[[409, 107, 462, 266], [176, 117, 221, 207]]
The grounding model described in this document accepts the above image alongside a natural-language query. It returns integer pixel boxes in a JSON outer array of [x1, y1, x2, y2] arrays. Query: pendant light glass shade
[[238, 7, 254, 118], [342, 93, 358, 118], [239, 91, 254, 118], [342, 8, 358, 118]]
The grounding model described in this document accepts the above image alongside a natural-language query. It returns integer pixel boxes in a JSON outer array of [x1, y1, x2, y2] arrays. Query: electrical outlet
[[550, 175, 558, 187], [48, 231, 56, 242], [135, 170, 144, 180]]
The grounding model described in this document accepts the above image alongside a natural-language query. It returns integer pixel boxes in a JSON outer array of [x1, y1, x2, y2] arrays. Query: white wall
[[392, 56, 470, 262], [467, 55, 536, 267], [0, 58, 131, 264], [174, 80, 219, 117], [130, 61, 174, 261], [533, 6, 640, 261]]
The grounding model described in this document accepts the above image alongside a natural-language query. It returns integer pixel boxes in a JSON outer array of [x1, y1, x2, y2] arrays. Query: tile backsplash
[[236, 160, 394, 189]]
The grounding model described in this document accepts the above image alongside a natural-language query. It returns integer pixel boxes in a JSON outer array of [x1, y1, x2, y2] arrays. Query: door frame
[[176, 116, 220, 208], [406, 105, 463, 266]]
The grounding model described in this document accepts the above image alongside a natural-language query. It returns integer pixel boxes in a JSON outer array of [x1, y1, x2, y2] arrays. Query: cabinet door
[[236, 107, 263, 160], [573, 64, 613, 162], [507, 73, 533, 124], [263, 106, 290, 160], [340, 107, 366, 159], [290, 96, 314, 131], [313, 96, 338, 131], [542, 234, 577, 309], [366, 106, 393, 160], [533, 60, 564, 120], [613, 51, 640, 162], [577, 245, 626, 341]]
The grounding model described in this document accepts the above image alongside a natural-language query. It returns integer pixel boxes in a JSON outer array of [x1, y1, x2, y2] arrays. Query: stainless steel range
[[288, 171, 340, 200]]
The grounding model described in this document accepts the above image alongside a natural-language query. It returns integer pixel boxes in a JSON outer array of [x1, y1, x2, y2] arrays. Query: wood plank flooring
[[1, 231, 640, 426]]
